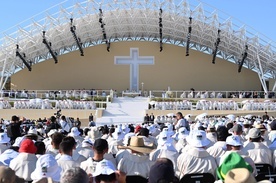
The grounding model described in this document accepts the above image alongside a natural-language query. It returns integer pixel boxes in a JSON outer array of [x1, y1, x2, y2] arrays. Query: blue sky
[[0, 0, 275, 42]]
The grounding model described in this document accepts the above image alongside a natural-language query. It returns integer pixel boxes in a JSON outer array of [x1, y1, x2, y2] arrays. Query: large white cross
[[115, 48, 154, 91]]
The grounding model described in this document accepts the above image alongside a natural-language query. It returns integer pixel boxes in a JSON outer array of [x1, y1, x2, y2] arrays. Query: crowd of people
[[150, 99, 276, 111], [1, 89, 110, 99], [0, 112, 275, 182]]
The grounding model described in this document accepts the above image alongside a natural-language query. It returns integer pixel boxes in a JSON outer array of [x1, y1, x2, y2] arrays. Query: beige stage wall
[[11, 41, 261, 91]]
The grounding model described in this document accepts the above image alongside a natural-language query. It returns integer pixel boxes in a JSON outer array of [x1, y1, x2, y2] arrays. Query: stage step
[[96, 97, 149, 125]]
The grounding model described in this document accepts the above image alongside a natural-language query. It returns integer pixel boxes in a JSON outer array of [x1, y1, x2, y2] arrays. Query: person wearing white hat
[[93, 159, 116, 176], [219, 135, 257, 176], [31, 154, 62, 183], [93, 159, 127, 183], [0, 146, 19, 166], [255, 124, 271, 147], [174, 127, 188, 153], [68, 127, 83, 148], [149, 130, 179, 170], [26, 127, 39, 141], [177, 130, 217, 179], [243, 128, 272, 165], [148, 124, 160, 137], [0, 133, 10, 154], [81, 139, 116, 175], [88, 127, 101, 142], [107, 127, 124, 155], [43, 129, 58, 151], [207, 126, 229, 165], [74, 139, 94, 159], [206, 125, 217, 144]]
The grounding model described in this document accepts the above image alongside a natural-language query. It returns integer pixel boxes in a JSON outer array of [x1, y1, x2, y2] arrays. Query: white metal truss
[[0, 0, 276, 91]]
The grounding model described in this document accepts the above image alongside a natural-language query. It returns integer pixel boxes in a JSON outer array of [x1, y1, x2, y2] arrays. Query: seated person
[[177, 130, 217, 179], [9, 139, 37, 182], [118, 136, 154, 179]]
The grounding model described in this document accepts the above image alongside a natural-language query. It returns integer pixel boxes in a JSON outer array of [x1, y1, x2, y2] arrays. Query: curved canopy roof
[[0, 0, 276, 90]]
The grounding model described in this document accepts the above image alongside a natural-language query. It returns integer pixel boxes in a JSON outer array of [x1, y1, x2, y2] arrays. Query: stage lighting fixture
[[15, 44, 32, 71], [238, 45, 248, 73], [42, 31, 58, 63], [99, 9, 110, 52], [70, 18, 84, 56], [212, 29, 221, 64], [186, 17, 192, 56], [159, 8, 163, 52]]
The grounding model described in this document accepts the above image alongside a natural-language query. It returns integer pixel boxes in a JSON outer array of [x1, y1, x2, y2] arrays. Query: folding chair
[[255, 164, 274, 175], [179, 173, 215, 183], [255, 172, 276, 183], [126, 175, 148, 183]]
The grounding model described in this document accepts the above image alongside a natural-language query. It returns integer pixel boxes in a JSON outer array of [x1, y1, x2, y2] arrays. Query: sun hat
[[122, 125, 130, 134], [82, 139, 93, 148], [178, 127, 188, 139], [255, 124, 266, 132], [69, 127, 80, 137], [26, 127, 39, 140], [28, 127, 38, 135], [232, 124, 243, 133], [47, 129, 57, 138], [0, 133, 10, 144], [158, 131, 170, 146], [119, 136, 154, 154], [226, 135, 242, 147], [0, 166, 25, 183], [88, 127, 101, 141], [123, 133, 135, 146], [148, 158, 175, 183], [113, 127, 124, 141], [93, 159, 116, 177], [217, 152, 253, 180], [248, 128, 261, 139], [225, 168, 271, 183], [19, 139, 37, 154], [187, 130, 210, 148], [12, 136, 25, 147], [31, 154, 62, 182]]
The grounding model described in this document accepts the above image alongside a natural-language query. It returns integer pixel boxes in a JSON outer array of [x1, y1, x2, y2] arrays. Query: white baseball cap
[[93, 159, 116, 177], [31, 154, 61, 182], [226, 135, 242, 146]]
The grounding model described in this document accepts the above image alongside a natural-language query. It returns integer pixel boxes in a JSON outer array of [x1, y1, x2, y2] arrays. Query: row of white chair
[[0, 99, 98, 110], [150, 100, 276, 111]]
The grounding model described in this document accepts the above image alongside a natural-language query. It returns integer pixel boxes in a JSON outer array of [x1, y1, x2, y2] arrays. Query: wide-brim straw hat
[[118, 136, 154, 154], [225, 168, 271, 183]]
